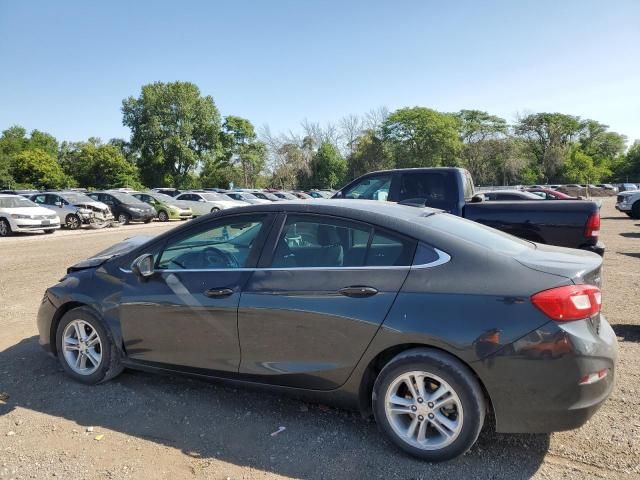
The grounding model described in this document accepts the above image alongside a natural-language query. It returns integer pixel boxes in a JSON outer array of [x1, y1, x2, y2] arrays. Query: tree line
[[1, 81, 639, 191]]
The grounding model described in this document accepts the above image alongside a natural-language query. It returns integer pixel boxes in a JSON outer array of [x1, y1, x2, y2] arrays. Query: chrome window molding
[[119, 248, 451, 274]]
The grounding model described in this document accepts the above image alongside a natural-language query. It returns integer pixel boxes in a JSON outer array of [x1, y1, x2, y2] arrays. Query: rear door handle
[[338, 286, 378, 298], [204, 288, 234, 298]]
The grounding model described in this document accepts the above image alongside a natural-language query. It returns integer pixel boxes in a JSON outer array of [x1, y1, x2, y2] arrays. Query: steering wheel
[[200, 247, 239, 269]]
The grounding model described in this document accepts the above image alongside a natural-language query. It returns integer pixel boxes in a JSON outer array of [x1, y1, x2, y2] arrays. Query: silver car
[[174, 191, 248, 216], [30, 192, 114, 229], [223, 191, 271, 205]]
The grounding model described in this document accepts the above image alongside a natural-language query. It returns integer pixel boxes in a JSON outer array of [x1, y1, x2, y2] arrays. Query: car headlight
[[168, 205, 180, 212], [11, 214, 31, 219]]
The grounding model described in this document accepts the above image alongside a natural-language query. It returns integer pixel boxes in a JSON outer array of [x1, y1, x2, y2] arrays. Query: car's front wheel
[[373, 349, 485, 461], [158, 210, 169, 222], [632, 201, 640, 219], [210, 207, 220, 213], [55, 307, 123, 384], [0, 218, 11, 237], [117, 213, 130, 225], [65, 213, 81, 230]]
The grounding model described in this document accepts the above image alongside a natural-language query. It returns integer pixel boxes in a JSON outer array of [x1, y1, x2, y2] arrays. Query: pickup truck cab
[[333, 168, 604, 255]]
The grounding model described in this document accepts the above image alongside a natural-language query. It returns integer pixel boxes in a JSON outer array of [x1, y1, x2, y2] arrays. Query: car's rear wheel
[[373, 349, 485, 461], [117, 213, 130, 225], [158, 210, 169, 222], [210, 207, 220, 213], [632, 201, 640, 219], [55, 307, 123, 384], [65, 214, 81, 230], [0, 218, 11, 237]]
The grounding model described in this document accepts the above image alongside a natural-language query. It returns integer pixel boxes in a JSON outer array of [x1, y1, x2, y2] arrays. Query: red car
[[525, 188, 574, 200]]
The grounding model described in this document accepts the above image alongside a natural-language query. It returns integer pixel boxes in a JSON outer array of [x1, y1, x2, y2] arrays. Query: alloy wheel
[[158, 211, 169, 222], [384, 371, 463, 450], [0, 220, 9, 236], [66, 214, 80, 229], [118, 213, 128, 224], [62, 320, 103, 375]]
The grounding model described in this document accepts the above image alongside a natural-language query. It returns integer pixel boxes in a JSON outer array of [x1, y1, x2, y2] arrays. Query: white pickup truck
[[616, 190, 640, 218]]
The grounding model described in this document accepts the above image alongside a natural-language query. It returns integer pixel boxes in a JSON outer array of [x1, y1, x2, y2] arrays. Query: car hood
[[617, 191, 638, 197], [67, 235, 153, 272], [73, 201, 110, 211], [0, 206, 56, 216]]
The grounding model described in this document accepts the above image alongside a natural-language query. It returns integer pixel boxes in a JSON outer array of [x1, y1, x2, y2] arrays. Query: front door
[[119, 213, 274, 373], [238, 213, 416, 389]]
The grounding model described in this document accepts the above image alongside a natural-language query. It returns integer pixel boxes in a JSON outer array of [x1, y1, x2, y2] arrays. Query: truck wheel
[[632, 201, 640, 219], [0, 218, 11, 237]]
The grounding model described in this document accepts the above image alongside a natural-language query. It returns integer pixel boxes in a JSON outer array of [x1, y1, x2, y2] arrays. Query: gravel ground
[[0, 199, 638, 480]]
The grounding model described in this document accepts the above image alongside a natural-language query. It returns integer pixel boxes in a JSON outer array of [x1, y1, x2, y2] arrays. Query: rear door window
[[398, 172, 457, 210]]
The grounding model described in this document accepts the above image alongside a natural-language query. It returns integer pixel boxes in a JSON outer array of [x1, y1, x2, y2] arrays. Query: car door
[[119, 212, 275, 372], [238, 213, 416, 390]]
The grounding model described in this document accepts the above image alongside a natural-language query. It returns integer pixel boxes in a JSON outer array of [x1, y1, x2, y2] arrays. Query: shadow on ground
[[612, 324, 640, 342], [618, 252, 640, 259], [0, 336, 550, 479], [620, 232, 640, 239]]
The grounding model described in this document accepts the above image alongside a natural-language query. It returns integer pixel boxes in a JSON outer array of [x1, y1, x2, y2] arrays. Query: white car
[[223, 191, 271, 205], [174, 191, 248, 216], [0, 194, 61, 236], [615, 190, 640, 218]]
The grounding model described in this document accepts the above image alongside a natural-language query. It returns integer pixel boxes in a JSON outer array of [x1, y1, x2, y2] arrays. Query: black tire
[[117, 213, 130, 225], [65, 214, 81, 230], [626, 212, 633, 217], [144, 218, 153, 224], [632, 201, 640, 220], [44, 229, 56, 234], [210, 207, 220, 213], [372, 348, 485, 461], [158, 210, 169, 222], [55, 307, 123, 385], [0, 218, 11, 237]]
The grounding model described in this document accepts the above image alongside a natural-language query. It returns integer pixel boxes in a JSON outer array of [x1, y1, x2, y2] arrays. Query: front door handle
[[204, 288, 234, 298], [338, 286, 378, 298]]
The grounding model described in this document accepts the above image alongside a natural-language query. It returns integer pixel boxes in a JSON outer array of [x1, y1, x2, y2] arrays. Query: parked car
[[151, 188, 181, 197], [481, 190, 544, 201], [291, 191, 313, 199], [0, 189, 40, 198], [333, 168, 604, 255], [596, 184, 618, 192], [30, 191, 114, 229], [222, 191, 271, 205], [307, 190, 333, 199], [616, 190, 640, 218], [0, 194, 60, 236], [37, 200, 616, 461], [525, 188, 574, 200], [174, 191, 247, 216], [132, 192, 193, 222], [252, 191, 282, 202], [272, 191, 298, 200], [87, 191, 156, 225], [618, 183, 638, 192]]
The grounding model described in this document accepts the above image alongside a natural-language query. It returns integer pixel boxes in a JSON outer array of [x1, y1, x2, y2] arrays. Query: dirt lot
[[0, 199, 639, 480]]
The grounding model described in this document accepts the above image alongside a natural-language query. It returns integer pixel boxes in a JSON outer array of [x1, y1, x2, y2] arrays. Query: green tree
[[382, 107, 461, 168], [346, 129, 393, 181], [309, 142, 346, 189], [561, 147, 607, 184], [122, 81, 222, 187], [615, 142, 640, 182], [454, 110, 509, 185], [514, 113, 585, 182], [12, 148, 70, 189], [58, 139, 142, 189], [220, 116, 266, 188]]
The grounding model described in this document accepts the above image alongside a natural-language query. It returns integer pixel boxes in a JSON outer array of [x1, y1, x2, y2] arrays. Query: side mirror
[[471, 194, 485, 203], [131, 254, 154, 278], [55, 201, 63, 207], [199, 198, 206, 202]]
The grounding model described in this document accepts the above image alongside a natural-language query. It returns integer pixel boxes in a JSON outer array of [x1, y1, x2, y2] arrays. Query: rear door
[[238, 213, 416, 390]]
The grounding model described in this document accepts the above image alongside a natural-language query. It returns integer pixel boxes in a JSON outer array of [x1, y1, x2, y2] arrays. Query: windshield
[[201, 192, 228, 201], [240, 192, 257, 199], [425, 213, 532, 255], [61, 192, 96, 203], [107, 191, 146, 204], [0, 196, 37, 208]]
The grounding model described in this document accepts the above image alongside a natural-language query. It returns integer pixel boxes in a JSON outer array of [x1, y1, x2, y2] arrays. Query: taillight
[[584, 212, 600, 238], [531, 284, 601, 322]]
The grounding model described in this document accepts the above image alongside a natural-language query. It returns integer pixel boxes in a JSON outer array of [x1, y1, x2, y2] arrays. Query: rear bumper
[[581, 241, 605, 256], [474, 315, 617, 433]]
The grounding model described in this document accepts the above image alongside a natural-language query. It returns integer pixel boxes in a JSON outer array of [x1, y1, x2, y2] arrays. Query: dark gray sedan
[[36, 200, 616, 461]]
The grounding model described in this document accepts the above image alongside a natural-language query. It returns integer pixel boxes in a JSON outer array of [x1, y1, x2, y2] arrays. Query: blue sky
[[1, 0, 639, 143]]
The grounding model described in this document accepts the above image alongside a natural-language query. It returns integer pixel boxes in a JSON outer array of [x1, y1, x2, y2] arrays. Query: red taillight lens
[[531, 284, 601, 322], [584, 212, 600, 238]]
